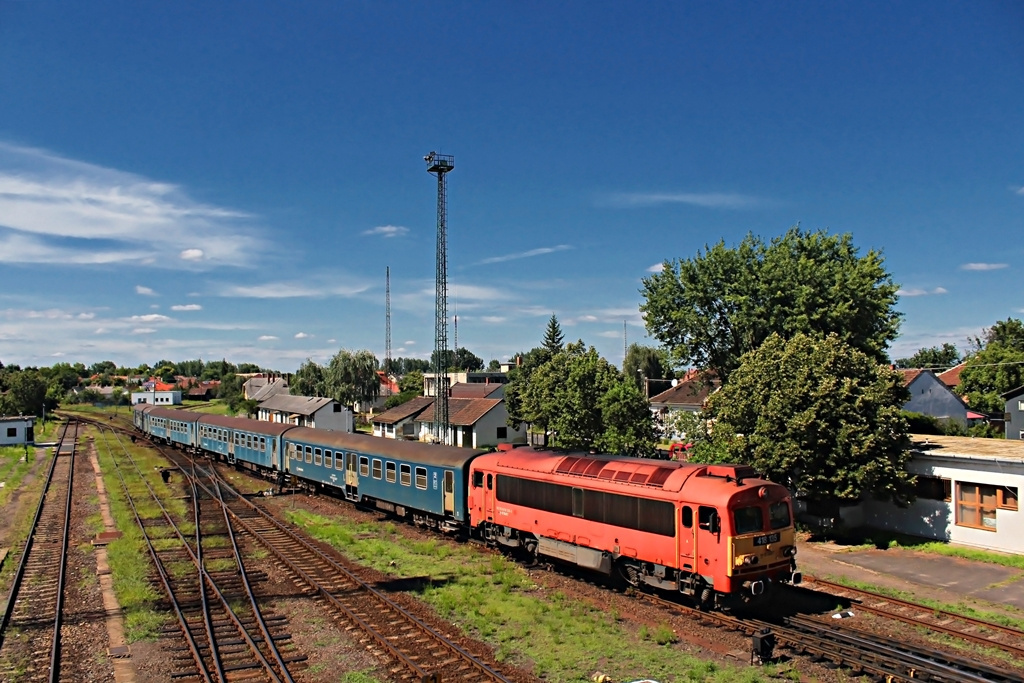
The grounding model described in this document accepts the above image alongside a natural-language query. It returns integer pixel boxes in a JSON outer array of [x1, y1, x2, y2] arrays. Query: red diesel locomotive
[[468, 447, 800, 608]]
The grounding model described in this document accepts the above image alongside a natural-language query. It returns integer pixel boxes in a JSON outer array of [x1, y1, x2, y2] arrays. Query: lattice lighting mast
[[385, 266, 392, 377], [425, 151, 454, 445]]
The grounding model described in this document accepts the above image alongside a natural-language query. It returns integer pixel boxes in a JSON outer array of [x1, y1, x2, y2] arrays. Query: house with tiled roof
[[257, 394, 352, 431], [371, 394, 525, 448], [937, 363, 966, 390], [900, 369, 968, 426]]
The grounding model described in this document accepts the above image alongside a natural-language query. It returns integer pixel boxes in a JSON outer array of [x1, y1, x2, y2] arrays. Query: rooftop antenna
[[385, 266, 392, 377], [425, 150, 454, 445]]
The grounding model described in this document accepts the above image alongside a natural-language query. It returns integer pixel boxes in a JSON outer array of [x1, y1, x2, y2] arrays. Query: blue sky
[[1, 2, 1022, 372]]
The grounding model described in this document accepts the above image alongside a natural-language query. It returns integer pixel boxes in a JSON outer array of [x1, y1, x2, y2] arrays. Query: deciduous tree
[[957, 318, 1024, 415], [641, 227, 901, 382], [323, 349, 380, 409], [622, 343, 669, 393], [707, 333, 913, 508], [895, 344, 960, 369], [291, 359, 325, 397]]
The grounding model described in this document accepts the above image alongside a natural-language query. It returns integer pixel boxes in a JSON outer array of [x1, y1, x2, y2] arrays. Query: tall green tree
[[505, 346, 555, 436], [957, 318, 1024, 415], [641, 227, 901, 382], [323, 349, 380, 409], [596, 381, 658, 457], [895, 343, 960, 369], [453, 347, 484, 372], [291, 359, 325, 397], [707, 333, 912, 508], [622, 343, 669, 393], [542, 314, 565, 354], [0, 370, 48, 416]]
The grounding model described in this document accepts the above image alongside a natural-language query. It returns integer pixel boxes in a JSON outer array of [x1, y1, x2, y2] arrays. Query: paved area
[[796, 540, 1024, 611]]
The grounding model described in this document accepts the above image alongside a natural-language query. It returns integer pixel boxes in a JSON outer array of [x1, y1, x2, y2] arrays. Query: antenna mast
[[385, 266, 392, 377], [425, 151, 454, 445]]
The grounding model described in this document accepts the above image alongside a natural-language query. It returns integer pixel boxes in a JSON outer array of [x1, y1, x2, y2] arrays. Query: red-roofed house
[[900, 369, 968, 426], [371, 394, 525, 448], [937, 363, 966, 390]]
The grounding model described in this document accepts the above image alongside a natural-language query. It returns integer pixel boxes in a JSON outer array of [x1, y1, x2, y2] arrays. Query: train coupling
[[789, 570, 802, 585]]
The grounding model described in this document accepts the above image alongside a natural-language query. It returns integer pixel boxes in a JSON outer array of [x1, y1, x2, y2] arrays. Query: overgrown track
[[0, 420, 78, 682], [94, 424, 301, 682], [156, 449, 516, 683], [804, 575, 1024, 660], [640, 592, 1024, 682]]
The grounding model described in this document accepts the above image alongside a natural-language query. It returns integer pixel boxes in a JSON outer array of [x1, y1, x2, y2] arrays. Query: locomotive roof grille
[[554, 455, 679, 489]]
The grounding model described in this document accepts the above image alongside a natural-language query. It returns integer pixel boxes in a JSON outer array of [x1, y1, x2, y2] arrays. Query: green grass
[[0, 445, 37, 508], [181, 400, 233, 415], [285, 508, 765, 683], [339, 671, 385, 683]]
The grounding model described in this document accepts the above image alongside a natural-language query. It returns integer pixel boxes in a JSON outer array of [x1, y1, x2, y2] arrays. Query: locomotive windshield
[[769, 501, 791, 530], [733, 506, 764, 535]]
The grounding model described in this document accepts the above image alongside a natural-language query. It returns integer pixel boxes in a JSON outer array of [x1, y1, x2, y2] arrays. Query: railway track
[[804, 575, 1024, 660], [94, 424, 301, 682], [168, 453, 516, 683], [0, 420, 78, 682], [639, 591, 1024, 682]]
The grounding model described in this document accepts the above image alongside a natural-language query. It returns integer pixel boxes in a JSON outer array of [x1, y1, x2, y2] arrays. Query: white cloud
[[50, 351, 65, 357], [170, 304, 202, 311], [960, 263, 1008, 271], [94, 328, 107, 334], [129, 313, 172, 323], [478, 245, 572, 265], [258, 335, 279, 341], [404, 340, 416, 345], [897, 287, 948, 297], [132, 328, 157, 334], [1015, 186, 1024, 195], [215, 280, 370, 299], [597, 330, 623, 338], [577, 315, 599, 322], [135, 285, 157, 296], [327, 338, 336, 343], [481, 316, 506, 323], [0, 142, 265, 268], [180, 248, 204, 261], [362, 225, 408, 238], [294, 332, 310, 339], [77, 312, 95, 320], [646, 263, 665, 273], [606, 191, 765, 209]]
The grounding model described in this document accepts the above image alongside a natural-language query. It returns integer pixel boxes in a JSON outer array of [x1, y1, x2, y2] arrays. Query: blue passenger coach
[[197, 414, 294, 470], [283, 428, 484, 530], [148, 407, 202, 450]]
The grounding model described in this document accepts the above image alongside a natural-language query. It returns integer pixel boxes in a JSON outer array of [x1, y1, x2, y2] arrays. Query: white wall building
[[131, 390, 182, 405], [843, 435, 1022, 554], [257, 394, 353, 432], [0, 416, 36, 445]]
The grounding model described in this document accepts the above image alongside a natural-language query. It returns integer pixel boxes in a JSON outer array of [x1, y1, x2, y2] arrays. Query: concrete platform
[[797, 540, 1024, 610]]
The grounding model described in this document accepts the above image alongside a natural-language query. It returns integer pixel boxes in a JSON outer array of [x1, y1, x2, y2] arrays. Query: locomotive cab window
[[681, 506, 693, 528], [486, 474, 493, 490], [769, 502, 791, 529], [385, 462, 397, 483], [473, 471, 484, 488], [734, 506, 764, 535], [359, 457, 369, 476], [698, 506, 720, 533]]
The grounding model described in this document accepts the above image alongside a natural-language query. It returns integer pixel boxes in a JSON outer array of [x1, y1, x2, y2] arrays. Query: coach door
[[443, 471, 455, 517], [679, 505, 695, 572], [345, 453, 358, 500], [271, 439, 279, 470]]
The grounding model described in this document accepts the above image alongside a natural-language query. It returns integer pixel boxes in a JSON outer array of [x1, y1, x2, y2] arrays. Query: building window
[[999, 486, 1018, 511], [915, 476, 951, 502], [360, 457, 369, 476], [372, 459, 382, 479], [7, 427, 16, 437], [956, 482, 997, 530], [415, 466, 427, 489], [334, 403, 342, 412], [497, 426, 507, 439], [1019, 400, 1024, 412], [385, 462, 397, 483], [400, 464, 411, 486]]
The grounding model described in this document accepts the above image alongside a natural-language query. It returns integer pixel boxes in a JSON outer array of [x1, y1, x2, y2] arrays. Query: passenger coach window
[[335, 452, 344, 470], [400, 464, 411, 486], [305, 446, 312, 463], [682, 506, 693, 528], [769, 502, 791, 530], [734, 506, 764, 535], [386, 462, 397, 483], [359, 457, 369, 476], [372, 459, 382, 479], [324, 450, 333, 469], [415, 467, 427, 490], [314, 448, 322, 466]]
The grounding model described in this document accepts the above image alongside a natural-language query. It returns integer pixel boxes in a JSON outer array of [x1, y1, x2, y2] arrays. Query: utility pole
[[425, 151, 454, 445]]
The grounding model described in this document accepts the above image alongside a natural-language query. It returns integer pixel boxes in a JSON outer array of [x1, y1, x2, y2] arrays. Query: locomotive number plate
[[753, 533, 780, 546]]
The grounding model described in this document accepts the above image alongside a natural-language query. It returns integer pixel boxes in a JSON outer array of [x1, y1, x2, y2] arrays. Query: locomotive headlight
[[735, 554, 759, 566], [782, 546, 797, 557]]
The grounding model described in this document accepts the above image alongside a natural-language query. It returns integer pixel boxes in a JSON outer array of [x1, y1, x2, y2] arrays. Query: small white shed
[[0, 416, 36, 446]]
